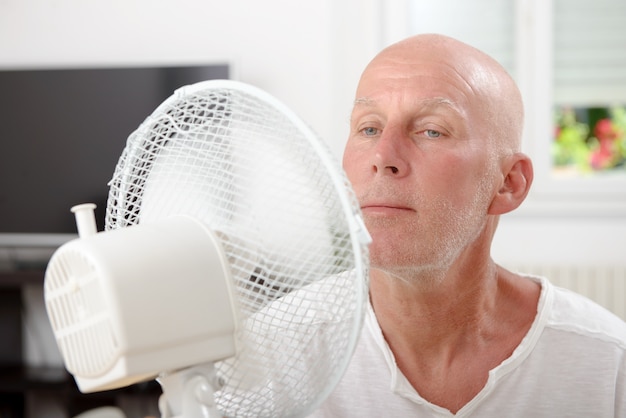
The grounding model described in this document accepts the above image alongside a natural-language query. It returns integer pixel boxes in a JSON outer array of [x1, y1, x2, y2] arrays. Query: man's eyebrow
[[353, 97, 376, 106], [353, 96, 459, 110], [423, 97, 458, 109]]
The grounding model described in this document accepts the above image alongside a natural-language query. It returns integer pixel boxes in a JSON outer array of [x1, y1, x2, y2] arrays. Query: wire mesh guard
[[105, 81, 369, 417]]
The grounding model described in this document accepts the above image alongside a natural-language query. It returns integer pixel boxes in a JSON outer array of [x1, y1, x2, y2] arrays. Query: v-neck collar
[[365, 275, 553, 416]]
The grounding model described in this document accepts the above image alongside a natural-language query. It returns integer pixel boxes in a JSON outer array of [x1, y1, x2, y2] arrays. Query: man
[[309, 34, 626, 417]]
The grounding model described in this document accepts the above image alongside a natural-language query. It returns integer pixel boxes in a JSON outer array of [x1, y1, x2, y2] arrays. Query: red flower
[[594, 118, 618, 141], [590, 145, 613, 169], [590, 119, 621, 169]]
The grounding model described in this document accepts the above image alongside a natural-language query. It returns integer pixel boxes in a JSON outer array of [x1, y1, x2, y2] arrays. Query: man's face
[[343, 50, 499, 276]]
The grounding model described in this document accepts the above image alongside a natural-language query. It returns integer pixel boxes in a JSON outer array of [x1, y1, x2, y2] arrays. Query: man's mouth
[[360, 204, 414, 215]]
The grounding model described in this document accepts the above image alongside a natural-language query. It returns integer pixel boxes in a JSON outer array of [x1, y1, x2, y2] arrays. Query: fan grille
[[105, 81, 368, 417], [44, 249, 118, 377]]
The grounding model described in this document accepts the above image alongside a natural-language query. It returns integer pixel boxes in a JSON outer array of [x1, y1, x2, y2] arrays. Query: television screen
[[0, 64, 229, 249]]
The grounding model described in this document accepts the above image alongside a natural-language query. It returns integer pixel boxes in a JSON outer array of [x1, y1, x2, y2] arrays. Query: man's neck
[[369, 262, 541, 413], [369, 259, 499, 349]]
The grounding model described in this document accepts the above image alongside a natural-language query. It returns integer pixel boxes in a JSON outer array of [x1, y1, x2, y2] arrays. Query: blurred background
[[0, 0, 624, 416]]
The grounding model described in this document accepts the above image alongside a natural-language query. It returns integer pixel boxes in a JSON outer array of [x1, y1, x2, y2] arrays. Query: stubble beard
[[366, 176, 493, 287]]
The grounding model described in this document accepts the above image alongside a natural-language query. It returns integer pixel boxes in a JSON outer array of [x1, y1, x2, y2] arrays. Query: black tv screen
[[0, 64, 229, 247]]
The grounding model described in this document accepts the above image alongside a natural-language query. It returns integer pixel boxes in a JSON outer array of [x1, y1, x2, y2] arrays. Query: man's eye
[[362, 127, 379, 136], [425, 129, 441, 139]]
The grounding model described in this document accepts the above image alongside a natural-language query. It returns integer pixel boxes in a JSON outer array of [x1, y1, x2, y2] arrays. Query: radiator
[[505, 264, 626, 321]]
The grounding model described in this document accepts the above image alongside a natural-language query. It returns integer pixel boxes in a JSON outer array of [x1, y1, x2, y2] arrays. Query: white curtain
[[553, 0, 626, 106]]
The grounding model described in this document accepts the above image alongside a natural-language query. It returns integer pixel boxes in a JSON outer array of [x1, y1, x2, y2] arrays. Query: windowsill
[[551, 166, 626, 179], [513, 164, 626, 217]]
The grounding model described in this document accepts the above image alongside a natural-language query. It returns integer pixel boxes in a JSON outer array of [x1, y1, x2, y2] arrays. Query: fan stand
[[158, 363, 222, 418]]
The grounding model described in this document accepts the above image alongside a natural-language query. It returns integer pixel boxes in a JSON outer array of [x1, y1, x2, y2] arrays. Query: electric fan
[[43, 80, 370, 418]]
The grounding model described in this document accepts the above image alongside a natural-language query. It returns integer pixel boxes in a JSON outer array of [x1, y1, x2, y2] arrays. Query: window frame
[[515, 0, 626, 217]]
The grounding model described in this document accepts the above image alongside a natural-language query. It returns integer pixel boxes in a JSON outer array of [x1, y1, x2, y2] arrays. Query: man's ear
[[488, 153, 533, 215]]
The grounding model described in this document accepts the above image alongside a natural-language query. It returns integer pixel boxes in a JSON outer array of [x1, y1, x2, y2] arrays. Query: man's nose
[[371, 127, 410, 177]]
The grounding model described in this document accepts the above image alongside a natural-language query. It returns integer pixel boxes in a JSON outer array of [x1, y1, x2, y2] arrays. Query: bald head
[[343, 34, 534, 275], [358, 34, 524, 156]]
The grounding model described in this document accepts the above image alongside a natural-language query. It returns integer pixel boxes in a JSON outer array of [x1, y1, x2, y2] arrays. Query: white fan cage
[[104, 80, 369, 417]]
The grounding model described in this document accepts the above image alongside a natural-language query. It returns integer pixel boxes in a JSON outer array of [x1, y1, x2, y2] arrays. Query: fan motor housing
[[44, 215, 239, 393]]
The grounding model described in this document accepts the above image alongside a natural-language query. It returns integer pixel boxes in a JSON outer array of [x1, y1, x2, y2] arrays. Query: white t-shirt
[[308, 276, 626, 417]]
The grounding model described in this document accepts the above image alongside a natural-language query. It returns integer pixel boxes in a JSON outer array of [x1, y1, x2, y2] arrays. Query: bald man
[[309, 34, 626, 417]]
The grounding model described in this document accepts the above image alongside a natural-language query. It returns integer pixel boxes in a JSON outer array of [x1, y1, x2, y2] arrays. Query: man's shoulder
[[543, 278, 626, 347]]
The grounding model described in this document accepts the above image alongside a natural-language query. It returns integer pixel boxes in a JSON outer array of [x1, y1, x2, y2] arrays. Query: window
[[519, 0, 626, 215], [552, 0, 626, 176]]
